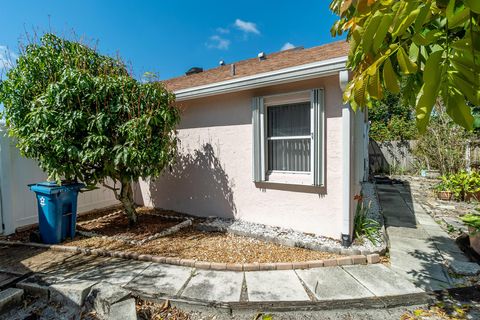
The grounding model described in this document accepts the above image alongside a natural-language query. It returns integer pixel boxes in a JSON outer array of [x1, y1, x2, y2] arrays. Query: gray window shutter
[[252, 96, 265, 182], [312, 88, 324, 186]]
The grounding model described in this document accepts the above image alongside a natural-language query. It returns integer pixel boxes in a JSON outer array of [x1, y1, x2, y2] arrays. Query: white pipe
[[339, 70, 351, 245]]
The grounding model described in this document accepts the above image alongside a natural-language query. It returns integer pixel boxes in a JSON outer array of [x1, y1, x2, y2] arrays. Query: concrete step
[[0, 288, 23, 313]]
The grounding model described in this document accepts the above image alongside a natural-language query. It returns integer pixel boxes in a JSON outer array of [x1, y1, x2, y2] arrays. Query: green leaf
[[446, 0, 456, 20], [451, 59, 479, 85], [423, 50, 444, 84], [383, 58, 400, 94], [397, 47, 418, 74], [446, 90, 474, 131], [465, 0, 480, 14], [354, 75, 367, 107], [452, 73, 480, 105], [350, 27, 363, 56], [392, 8, 420, 39], [448, 5, 471, 28], [373, 14, 393, 53], [414, 2, 432, 31], [409, 43, 420, 62], [412, 33, 430, 46], [415, 50, 444, 133], [452, 48, 480, 70], [363, 12, 384, 53], [368, 71, 383, 100], [474, 117, 480, 129], [425, 30, 443, 44], [451, 34, 480, 52], [415, 84, 437, 133]]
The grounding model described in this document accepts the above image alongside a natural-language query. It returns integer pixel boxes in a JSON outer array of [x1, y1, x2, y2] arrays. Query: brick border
[[0, 240, 380, 271]]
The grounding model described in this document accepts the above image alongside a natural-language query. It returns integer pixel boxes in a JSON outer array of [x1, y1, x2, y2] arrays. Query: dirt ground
[[10, 206, 342, 264]]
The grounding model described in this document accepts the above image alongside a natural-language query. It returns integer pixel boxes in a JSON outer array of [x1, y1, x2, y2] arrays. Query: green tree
[[413, 102, 473, 174], [369, 89, 417, 141], [330, 0, 480, 133], [0, 34, 180, 225]]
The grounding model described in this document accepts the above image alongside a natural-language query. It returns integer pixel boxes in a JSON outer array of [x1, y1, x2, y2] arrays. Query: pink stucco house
[[135, 41, 368, 245]]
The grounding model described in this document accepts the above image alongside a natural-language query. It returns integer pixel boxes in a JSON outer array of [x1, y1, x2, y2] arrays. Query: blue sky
[[0, 0, 344, 81]]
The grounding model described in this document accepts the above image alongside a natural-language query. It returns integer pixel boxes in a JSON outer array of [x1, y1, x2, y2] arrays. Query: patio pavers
[[386, 226, 430, 240], [343, 264, 423, 296], [42, 253, 103, 278], [244, 270, 310, 302], [0, 246, 77, 275], [296, 267, 374, 300], [377, 184, 470, 291], [0, 273, 21, 288], [181, 270, 243, 302], [71, 258, 152, 286], [388, 248, 449, 282], [125, 263, 193, 297]]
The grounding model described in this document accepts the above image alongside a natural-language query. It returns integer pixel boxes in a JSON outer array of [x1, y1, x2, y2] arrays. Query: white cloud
[[281, 42, 295, 51], [207, 35, 230, 50], [234, 19, 260, 35], [216, 27, 230, 34], [0, 46, 18, 70]]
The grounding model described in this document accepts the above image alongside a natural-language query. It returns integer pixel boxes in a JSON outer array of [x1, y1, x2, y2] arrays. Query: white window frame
[[253, 89, 324, 186], [263, 90, 313, 185]]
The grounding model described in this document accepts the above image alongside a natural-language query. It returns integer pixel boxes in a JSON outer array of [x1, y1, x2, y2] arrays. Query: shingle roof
[[162, 41, 349, 92]]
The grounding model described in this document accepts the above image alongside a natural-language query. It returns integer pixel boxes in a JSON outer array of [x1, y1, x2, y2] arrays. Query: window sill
[[266, 171, 312, 185], [254, 180, 325, 194]]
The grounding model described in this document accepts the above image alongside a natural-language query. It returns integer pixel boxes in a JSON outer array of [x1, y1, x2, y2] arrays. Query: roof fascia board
[[174, 56, 348, 101]]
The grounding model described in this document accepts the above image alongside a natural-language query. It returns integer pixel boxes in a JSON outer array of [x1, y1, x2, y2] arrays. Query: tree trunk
[[119, 179, 137, 226]]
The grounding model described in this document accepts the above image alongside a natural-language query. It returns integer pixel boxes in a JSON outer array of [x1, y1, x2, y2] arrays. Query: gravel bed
[[197, 182, 386, 256]]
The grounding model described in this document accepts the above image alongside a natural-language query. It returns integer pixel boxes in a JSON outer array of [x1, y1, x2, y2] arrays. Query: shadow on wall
[[148, 143, 237, 219]]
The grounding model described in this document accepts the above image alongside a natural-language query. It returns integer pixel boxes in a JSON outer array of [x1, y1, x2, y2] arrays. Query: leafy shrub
[[434, 170, 480, 201], [433, 175, 456, 193], [368, 91, 417, 142], [0, 34, 180, 224], [413, 105, 473, 175], [353, 199, 380, 246], [461, 213, 480, 233]]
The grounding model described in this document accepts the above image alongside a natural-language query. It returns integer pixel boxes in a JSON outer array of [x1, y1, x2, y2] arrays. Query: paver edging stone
[[0, 240, 380, 271]]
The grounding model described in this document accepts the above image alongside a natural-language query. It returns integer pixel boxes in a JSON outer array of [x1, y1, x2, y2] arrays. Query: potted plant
[[461, 213, 480, 255], [434, 176, 454, 201], [464, 171, 480, 202]]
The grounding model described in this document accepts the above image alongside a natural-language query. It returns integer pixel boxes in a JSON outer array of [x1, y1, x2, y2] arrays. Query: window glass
[[267, 102, 311, 172], [268, 139, 311, 172], [267, 102, 310, 137]]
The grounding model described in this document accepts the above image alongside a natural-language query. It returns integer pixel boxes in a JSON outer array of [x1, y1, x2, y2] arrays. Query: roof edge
[[174, 55, 348, 101]]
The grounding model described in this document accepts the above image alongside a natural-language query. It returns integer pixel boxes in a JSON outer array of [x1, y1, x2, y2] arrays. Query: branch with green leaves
[[330, 0, 480, 133], [0, 34, 180, 224]]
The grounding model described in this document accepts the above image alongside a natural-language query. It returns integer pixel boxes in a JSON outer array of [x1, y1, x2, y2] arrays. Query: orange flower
[[354, 194, 363, 201]]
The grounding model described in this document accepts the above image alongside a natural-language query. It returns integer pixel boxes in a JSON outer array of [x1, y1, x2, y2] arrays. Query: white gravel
[[197, 182, 386, 255]]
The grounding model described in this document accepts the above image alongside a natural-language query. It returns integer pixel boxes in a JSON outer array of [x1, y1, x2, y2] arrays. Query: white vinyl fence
[[0, 126, 119, 235]]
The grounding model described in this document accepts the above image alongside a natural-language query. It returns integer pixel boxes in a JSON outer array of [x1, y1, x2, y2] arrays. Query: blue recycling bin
[[28, 182, 85, 244]]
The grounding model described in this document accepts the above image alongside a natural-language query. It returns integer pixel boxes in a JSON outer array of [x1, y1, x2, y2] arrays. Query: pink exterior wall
[[349, 107, 367, 237], [136, 75, 352, 239]]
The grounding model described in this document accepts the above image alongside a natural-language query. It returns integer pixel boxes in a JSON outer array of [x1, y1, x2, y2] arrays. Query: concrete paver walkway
[[377, 183, 471, 291], [0, 244, 426, 308]]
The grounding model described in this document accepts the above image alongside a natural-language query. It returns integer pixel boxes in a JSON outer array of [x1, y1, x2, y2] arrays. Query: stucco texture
[[136, 75, 351, 240]]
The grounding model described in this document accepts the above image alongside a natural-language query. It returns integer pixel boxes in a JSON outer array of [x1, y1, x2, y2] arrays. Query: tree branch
[[102, 182, 120, 200]]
